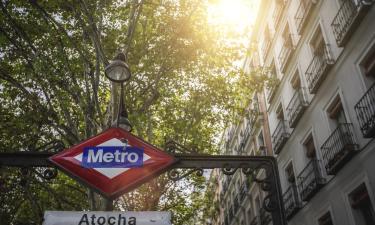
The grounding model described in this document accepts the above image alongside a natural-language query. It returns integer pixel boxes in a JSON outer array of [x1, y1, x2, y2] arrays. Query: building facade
[[210, 0, 375, 225]]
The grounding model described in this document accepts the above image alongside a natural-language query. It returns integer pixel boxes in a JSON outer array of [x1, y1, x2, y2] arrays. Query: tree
[[0, 0, 263, 224]]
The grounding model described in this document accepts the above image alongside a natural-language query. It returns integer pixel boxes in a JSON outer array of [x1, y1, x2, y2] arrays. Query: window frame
[[322, 89, 351, 133], [314, 206, 336, 225], [341, 173, 375, 225]]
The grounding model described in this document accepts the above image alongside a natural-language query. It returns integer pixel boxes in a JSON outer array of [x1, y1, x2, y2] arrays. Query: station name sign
[[43, 211, 171, 225]]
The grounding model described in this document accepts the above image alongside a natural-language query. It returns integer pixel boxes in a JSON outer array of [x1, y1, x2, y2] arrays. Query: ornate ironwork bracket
[[170, 154, 287, 225]]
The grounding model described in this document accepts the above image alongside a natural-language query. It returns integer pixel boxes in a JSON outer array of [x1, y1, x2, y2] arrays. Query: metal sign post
[[0, 131, 287, 225]]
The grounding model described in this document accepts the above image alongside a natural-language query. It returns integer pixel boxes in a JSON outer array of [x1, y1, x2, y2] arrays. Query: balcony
[[331, 0, 373, 47], [250, 216, 260, 225], [260, 208, 272, 225], [297, 159, 326, 201], [272, 120, 290, 154], [283, 184, 302, 220], [305, 44, 334, 94], [286, 88, 309, 128], [278, 41, 294, 72], [355, 83, 375, 138], [321, 123, 358, 175], [295, 0, 316, 34]]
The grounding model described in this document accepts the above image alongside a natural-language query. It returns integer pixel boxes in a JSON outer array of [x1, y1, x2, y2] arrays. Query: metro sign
[[50, 128, 176, 199]]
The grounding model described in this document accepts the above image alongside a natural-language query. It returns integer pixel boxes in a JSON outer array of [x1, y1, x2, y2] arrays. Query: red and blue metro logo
[[50, 128, 176, 199]]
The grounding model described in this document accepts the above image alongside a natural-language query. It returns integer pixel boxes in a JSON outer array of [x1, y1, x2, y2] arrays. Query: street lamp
[[104, 52, 131, 82], [105, 52, 132, 132]]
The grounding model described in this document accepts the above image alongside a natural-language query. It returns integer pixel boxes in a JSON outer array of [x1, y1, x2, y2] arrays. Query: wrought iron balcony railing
[[331, 0, 373, 47], [355, 82, 375, 138], [297, 159, 326, 201], [272, 120, 290, 154], [278, 41, 293, 72], [305, 44, 334, 94], [295, 0, 315, 34], [250, 216, 260, 225], [260, 207, 272, 225], [321, 123, 358, 175], [286, 88, 309, 128], [283, 184, 302, 220]]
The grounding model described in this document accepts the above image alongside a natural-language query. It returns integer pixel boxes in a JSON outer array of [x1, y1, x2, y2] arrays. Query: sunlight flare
[[207, 0, 260, 31]]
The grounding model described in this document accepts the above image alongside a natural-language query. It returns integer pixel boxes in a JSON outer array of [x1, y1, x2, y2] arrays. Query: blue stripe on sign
[[81, 146, 144, 168]]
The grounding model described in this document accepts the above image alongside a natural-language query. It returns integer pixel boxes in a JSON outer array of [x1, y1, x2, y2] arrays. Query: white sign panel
[[43, 211, 171, 225]]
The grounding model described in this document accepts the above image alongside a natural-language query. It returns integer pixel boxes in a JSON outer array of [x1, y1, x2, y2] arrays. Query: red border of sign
[[49, 128, 177, 199]]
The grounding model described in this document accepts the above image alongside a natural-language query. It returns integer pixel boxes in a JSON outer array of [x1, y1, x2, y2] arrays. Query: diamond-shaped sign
[[50, 128, 176, 199]]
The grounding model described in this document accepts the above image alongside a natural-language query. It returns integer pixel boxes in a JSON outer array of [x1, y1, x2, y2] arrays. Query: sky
[[207, 0, 261, 67]]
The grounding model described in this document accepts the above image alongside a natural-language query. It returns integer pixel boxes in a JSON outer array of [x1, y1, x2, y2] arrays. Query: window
[[327, 95, 347, 128], [262, 26, 272, 59], [360, 45, 375, 88], [276, 103, 284, 120], [282, 25, 293, 48], [285, 162, 295, 183], [257, 131, 265, 148], [318, 211, 334, 225], [271, 62, 277, 77], [310, 26, 325, 56], [272, 0, 284, 28], [306, 25, 333, 93], [291, 70, 301, 89], [349, 183, 375, 225], [303, 133, 316, 158], [362, 48, 375, 78]]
